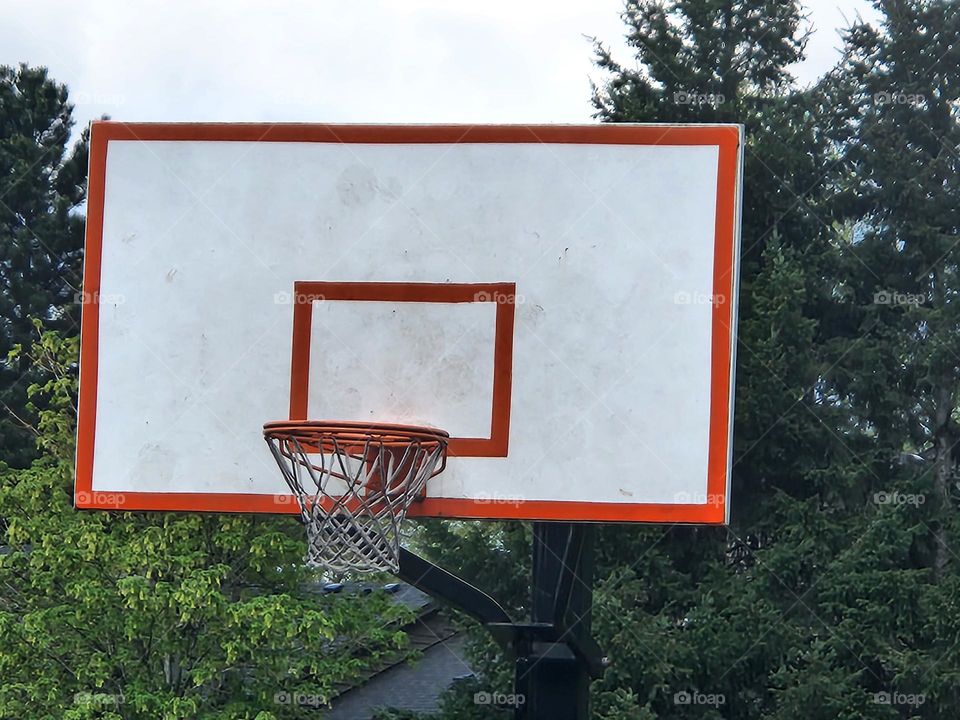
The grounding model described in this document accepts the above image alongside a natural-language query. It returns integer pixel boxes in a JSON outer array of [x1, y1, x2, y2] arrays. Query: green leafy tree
[[0, 325, 415, 719], [0, 64, 87, 468]]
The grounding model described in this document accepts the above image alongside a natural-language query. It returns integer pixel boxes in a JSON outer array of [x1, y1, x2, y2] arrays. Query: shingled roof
[[319, 582, 475, 718]]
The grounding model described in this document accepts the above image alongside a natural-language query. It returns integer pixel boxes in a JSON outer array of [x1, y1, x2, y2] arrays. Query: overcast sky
[[3, 0, 877, 135]]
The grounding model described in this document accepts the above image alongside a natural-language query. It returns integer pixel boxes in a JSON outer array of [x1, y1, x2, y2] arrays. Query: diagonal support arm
[[397, 547, 512, 626]]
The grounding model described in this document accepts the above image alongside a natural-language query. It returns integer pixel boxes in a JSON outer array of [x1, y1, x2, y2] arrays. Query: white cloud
[[1, 0, 877, 136]]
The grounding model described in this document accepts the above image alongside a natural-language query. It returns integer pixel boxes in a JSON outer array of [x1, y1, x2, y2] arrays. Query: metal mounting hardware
[[397, 522, 603, 720]]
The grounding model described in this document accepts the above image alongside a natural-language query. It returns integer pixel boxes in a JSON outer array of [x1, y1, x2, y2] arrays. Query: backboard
[[75, 122, 742, 523]]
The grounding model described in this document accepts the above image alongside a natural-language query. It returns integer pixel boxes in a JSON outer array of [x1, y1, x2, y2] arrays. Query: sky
[[2, 0, 878, 135]]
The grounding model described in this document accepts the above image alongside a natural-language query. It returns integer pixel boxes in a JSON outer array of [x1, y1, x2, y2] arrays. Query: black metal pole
[[517, 522, 595, 720]]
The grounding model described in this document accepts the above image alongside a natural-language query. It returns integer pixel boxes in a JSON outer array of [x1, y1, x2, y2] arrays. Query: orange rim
[[263, 420, 449, 447]]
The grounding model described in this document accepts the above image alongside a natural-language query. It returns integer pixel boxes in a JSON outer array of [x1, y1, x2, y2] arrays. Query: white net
[[264, 422, 448, 573]]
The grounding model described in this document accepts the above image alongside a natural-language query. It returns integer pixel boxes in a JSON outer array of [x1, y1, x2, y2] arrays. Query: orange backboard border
[[75, 122, 741, 524]]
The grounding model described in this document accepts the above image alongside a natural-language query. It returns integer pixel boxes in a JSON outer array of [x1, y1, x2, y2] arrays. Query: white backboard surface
[[76, 123, 742, 523]]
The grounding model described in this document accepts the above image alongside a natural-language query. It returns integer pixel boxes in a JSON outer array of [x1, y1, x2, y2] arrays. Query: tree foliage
[[0, 326, 415, 719], [0, 64, 87, 468], [7, 3, 960, 716]]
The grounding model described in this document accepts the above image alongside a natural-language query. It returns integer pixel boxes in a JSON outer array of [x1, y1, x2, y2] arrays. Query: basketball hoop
[[263, 421, 449, 573]]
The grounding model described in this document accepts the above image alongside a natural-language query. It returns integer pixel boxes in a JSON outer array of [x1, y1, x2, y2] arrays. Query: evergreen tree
[[581, 1, 960, 716], [587, 2, 856, 717], [790, 0, 960, 713], [418, 1, 936, 718], [0, 64, 87, 468], [417, 1, 834, 717], [827, 0, 960, 580]]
